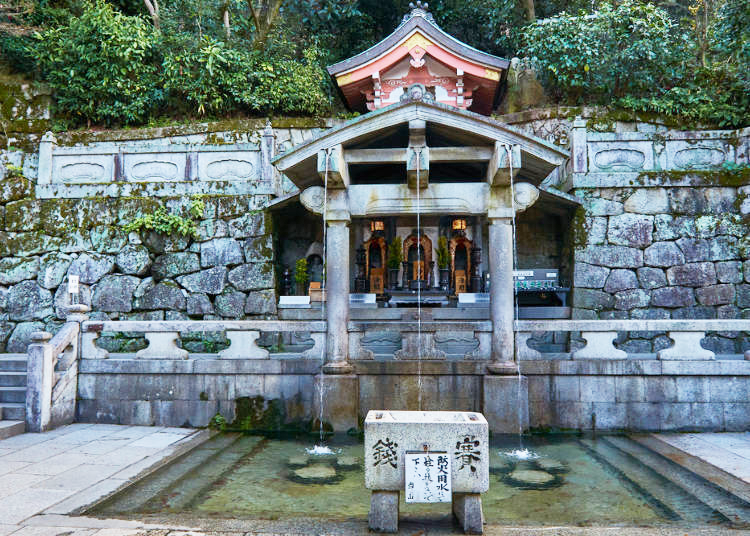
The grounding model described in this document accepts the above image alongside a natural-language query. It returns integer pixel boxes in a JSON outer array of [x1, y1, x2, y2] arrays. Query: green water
[[91, 433, 741, 527]]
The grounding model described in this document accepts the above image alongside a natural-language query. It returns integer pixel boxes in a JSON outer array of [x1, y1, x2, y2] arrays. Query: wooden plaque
[[370, 268, 385, 295], [455, 269, 467, 294]]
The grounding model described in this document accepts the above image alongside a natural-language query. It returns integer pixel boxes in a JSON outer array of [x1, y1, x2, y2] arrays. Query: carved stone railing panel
[[81, 320, 327, 360], [657, 332, 715, 361], [516, 319, 749, 361], [37, 134, 276, 198], [570, 123, 748, 188], [571, 332, 627, 360], [219, 331, 269, 359]]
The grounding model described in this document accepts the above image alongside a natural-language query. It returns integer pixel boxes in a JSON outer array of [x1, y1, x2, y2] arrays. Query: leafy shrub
[[33, 0, 163, 125], [123, 198, 205, 239], [0, 34, 36, 73], [522, 2, 679, 102], [163, 36, 330, 116]]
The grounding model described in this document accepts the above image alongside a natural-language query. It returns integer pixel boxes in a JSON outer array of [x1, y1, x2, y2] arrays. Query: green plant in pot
[[295, 258, 309, 295], [386, 236, 403, 290], [437, 236, 451, 293]]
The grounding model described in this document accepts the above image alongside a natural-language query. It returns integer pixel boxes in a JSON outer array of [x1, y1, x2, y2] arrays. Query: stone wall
[[571, 184, 750, 354], [524, 360, 750, 431], [0, 186, 276, 353]]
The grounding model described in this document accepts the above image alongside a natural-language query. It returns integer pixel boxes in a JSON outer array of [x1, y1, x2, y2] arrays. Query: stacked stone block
[[573, 186, 750, 353], [0, 175, 276, 353]]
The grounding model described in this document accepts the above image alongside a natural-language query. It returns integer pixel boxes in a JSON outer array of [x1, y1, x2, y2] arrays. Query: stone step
[[0, 403, 25, 421], [0, 420, 25, 440], [579, 437, 726, 524], [632, 434, 750, 505], [0, 355, 27, 372], [0, 386, 26, 404], [604, 435, 750, 526], [0, 372, 27, 387]]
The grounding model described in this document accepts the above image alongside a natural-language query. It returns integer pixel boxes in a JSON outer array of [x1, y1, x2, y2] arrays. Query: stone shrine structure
[[1, 3, 750, 436]]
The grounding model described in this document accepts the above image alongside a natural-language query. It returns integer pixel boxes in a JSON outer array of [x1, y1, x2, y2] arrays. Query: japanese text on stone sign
[[405, 452, 451, 503]]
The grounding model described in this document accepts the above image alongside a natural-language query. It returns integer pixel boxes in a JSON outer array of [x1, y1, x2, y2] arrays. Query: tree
[[247, 0, 283, 47], [143, 0, 159, 28]]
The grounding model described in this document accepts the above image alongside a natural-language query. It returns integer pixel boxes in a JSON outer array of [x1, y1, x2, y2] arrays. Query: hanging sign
[[404, 451, 451, 503]]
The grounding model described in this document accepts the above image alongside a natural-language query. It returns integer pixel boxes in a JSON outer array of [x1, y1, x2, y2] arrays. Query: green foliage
[[209, 413, 227, 431], [523, 0, 750, 128], [436, 236, 450, 269], [163, 36, 330, 116], [386, 236, 403, 270], [0, 34, 37, 73], [617, 64, 750, 128], [33, 0, 163, 125], [123, 198, 205, 239], [523, 2, 678, 101], [713, 0, 750, 92], [4, 164, 25, 178], [294, 258, 309, 285]]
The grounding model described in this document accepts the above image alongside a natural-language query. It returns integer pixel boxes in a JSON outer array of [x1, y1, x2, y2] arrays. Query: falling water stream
[[310, 147, 331, 455], [506, 143, 534, 457], [416, 147, 423, 410]]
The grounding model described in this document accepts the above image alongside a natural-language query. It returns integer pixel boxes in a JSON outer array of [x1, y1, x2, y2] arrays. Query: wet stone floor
[[89, 433, 746, 529]]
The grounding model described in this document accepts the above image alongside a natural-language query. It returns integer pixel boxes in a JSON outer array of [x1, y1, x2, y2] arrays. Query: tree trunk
[[143, 0, 159, 29], [524, 0, 535, 22], [247, 0, 284, 47], [223, 8, 231, 39]]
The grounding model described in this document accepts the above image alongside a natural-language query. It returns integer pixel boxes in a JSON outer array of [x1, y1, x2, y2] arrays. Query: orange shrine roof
[[327, 1, 510, 116]]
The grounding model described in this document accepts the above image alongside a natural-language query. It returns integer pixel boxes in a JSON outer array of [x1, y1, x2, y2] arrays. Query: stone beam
[[344, 146, 493, 164], [486, 142, 521, 186], [317, 144, 350, 189]]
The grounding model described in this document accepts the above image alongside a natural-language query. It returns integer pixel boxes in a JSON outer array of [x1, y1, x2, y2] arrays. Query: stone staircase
[[0, 354, 27, 440]]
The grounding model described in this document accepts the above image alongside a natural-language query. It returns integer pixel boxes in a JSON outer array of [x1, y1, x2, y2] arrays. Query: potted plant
[[436, 236, 451, 292], [294, 258, 309, 295], [386, 236, 403, 290]]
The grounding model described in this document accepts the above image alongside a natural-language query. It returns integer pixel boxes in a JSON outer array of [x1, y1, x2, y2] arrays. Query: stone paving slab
[[0, 424, 204, 530], [655, 432, 750, 483]]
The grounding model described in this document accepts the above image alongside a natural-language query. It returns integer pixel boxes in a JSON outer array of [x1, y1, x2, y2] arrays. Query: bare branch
[[143, 0, 160, 29]]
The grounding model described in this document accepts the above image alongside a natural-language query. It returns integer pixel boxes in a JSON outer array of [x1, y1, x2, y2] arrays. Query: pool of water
[[90, 433, 750, 528]]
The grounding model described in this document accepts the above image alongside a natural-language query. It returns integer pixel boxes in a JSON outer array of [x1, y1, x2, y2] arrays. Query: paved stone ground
[[655, 432, 750, 484], [2, 426, 750, 535], [0, 423, 206, 536]]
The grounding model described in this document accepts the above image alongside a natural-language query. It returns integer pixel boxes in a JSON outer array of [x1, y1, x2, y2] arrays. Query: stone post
[[317, 190, 357, 431], [260, 121, 279, 195], [26, 331, 54, 433], [324, 218, 353, 374], [484, 216, 530, 433], [571, 117, 588, 174], [486, 217, 516, 374], [37, 131, 56, 185]]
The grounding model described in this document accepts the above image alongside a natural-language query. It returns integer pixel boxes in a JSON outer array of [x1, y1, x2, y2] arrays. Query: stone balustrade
[[516, 319, 750, 361], [26, 321, 80, 432], [348, 321, 492, 360], [36, 129, 280, 198], [81, 320, 326, 360]]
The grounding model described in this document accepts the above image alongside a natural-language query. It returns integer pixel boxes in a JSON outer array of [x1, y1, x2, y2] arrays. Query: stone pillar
[[486, 217, 516, 374], [324, 201, 353, 374], [26, 331, 54, 433]]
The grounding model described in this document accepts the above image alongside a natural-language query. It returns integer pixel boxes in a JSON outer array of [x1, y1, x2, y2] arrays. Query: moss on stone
[[570, 206, 590, 249], [635, 168, 750, 188]]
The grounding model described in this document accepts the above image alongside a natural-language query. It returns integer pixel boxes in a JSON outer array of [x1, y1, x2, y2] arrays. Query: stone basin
[[364, 410, 489, 493]]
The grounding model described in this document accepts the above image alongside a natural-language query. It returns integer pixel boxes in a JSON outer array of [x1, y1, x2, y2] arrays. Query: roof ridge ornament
[[402, 1, 436, 24]]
